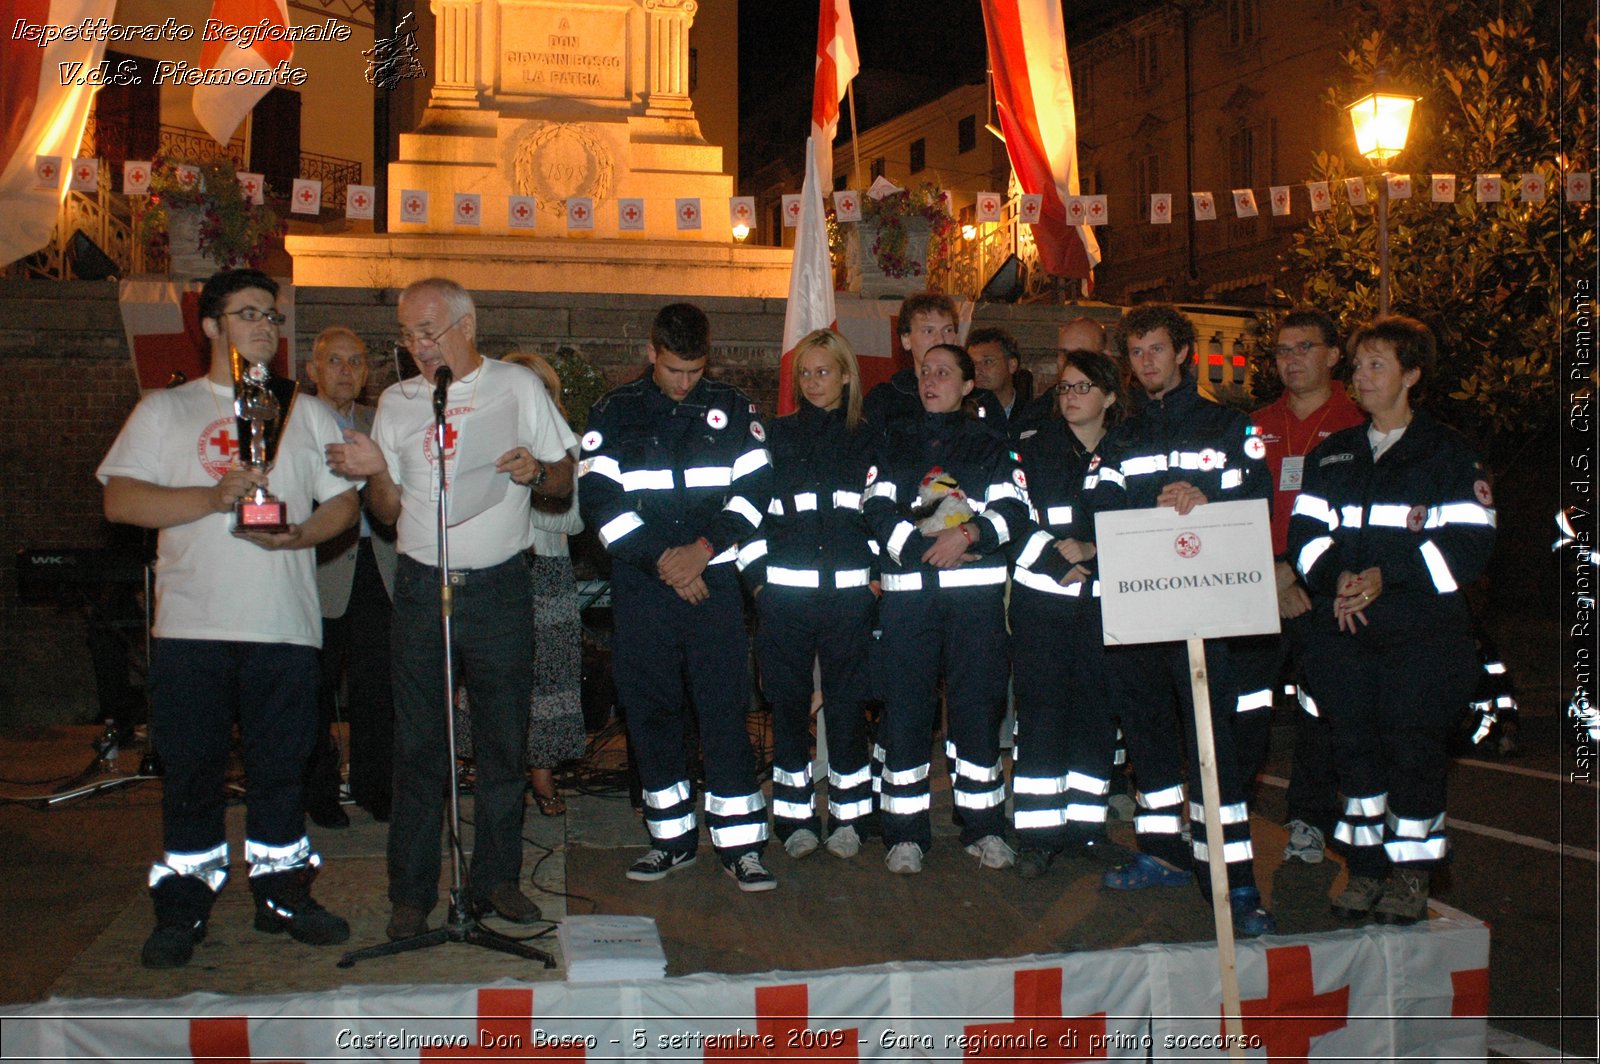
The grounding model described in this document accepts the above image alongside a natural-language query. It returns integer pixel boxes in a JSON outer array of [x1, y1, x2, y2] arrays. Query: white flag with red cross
[[1387, 173, 1413, 200], [617, 197, 645, 231], [729, 196, 756, 229], [1307, 180, 1332, 212], [675, 197, 702, 230], [810, 0, 860, 189], [1150, 193, 1172, 224], [345, 184, 375, 220], [1431, 174, 1456, 202], [832, 190, 861, 222], [1063, 195, 1086, 224], [975, 192, 1003, 223], [68, 157, 98, 192], [290, 179, 321, 215], [507, 194, 537, 229], [1565, 172, 1591, 202], [782, 194, 802, 227], [123, 161, 153, 195], [1232, 188, 1258, 218], [1344, 177, 1368, 206], [399, 189, 428, 224], [238, 172, 264, 205], [1269, 185, 1291, 216], [1191, 192, 1216, 220], [34, 155, 62, 191], [453, 192, 481, 226], [566, 196, 594, 230], [1082, 194, 1108, 225], [1018, 193, 1042, 223], [1476, 174, 1503, 203], [1518, 173, 1546, 203], [175, 164, 201, 192]]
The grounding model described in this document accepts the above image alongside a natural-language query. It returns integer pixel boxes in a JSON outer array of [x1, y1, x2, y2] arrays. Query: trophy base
[[236, 499, 289, 535]]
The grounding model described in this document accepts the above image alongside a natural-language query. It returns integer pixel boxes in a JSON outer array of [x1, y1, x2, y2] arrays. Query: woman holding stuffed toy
[[862, 343, 1029, 874], [741, 329, 880, 861], [1289, 316, 1496, 924], [1007, 349, 1129, 878]]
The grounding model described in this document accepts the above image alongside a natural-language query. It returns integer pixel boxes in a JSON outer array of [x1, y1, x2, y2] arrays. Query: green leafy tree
[[1269, 0, 1594, 460]]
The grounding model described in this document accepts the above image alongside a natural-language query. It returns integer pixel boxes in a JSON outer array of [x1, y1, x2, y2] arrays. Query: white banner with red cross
[[0, 919, 1486, 1061]]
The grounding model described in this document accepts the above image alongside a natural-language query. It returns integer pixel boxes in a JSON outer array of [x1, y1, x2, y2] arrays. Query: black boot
[[141, 875, 216, 969], [250, 865, 350, 946]]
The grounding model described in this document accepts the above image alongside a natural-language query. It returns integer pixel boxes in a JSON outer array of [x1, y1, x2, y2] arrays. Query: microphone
[[432, 366, 453, 418]]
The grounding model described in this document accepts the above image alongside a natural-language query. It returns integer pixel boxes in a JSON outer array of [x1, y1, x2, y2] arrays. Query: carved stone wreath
[[512, 122, 616, 218]]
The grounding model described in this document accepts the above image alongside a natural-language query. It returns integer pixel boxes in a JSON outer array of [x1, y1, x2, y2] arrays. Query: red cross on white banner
[[1234, 945, 1349, 1064], [702, 984, 859, 1060], [298, 188, 314, 204], [190, 1016, 303, 1064], [682, 204, 698, 220], [76, 165, 92, 181], [408, 199, 421, 213], [243, 179, 258, 196], [1154, 199, 1169, 215], [37, 158, 57, 181], [178, 167, 199, 188], [1065, 198, 1085, 221], [838, 197, 854, 212], [515, 203, 530, 219], [787, 201, 801, 218], [625, 206, 639, 221], [1274, 191, 1287, 207], [574, 204, 588, 220], [961, 968, 1107, 1060], [420, 988, 585, 1060], [130, 169, 146, 184], [353, 192, 369, 208], [1088, 199, 1104, 219]]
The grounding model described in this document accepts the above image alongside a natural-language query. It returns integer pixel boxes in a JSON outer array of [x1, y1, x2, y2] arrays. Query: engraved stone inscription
[[499, 5, 629, 100]]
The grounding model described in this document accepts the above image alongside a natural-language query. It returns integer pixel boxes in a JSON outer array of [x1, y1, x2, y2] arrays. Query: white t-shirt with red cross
[[96, 377, 355, 647], [373, 357, 577, 569]]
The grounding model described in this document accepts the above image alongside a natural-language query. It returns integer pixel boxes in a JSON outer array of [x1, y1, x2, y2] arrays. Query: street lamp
[[1346, 83, 1418, 315]]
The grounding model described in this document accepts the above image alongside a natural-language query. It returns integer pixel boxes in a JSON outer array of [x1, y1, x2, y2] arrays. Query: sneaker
[[1330, 875, 1385, 919], [784, 829, 820, 860], [1373, 868, 1430, 925], [1282, 819, 1326, 864], [140, 921, 205, 969], [625, 848, 697, 882], [252, 869, 351, 946], [1101, 853, 1193, 890], [1229, 886, 1277, 937], [724, 852, 777, 892], [884, 841, 924, 874], [386, 903, 430, 941], [1016, 847, 1054, 879], [475, 882, 542, 924], [824, 825, 861, 859], [965, 834, 1017, 869]]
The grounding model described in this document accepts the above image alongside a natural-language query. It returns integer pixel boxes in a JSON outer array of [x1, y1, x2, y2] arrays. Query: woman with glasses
[[1288, 316, 1496, 924], [863, 344, 1028, 874], [741, 329, 879, 860], [1007, 350, 1129, 877]]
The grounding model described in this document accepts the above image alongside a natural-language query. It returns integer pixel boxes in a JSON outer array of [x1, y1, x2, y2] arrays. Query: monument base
[[284, 233, 793, 298]]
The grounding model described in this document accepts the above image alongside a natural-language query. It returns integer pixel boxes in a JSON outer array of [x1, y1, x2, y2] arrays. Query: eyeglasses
[[398, 315, 468, 350], [1055, 380, 1098, 395], [1273, 340, 1325, 358], [221, 307, 285, 325]]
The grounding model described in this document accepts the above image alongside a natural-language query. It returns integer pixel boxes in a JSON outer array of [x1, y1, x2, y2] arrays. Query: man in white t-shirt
[[98, 269, 360, 969], [327, 277, 576, 940]]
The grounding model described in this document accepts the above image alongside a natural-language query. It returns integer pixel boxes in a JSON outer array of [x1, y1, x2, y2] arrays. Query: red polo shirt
[[1252, 388, 1366, 556]]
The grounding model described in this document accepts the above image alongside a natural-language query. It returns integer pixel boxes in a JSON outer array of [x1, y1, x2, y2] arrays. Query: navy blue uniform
[[578, 374, 773, 862], [863, 369, 1005, 438], [1008, 417, 1118, 853], [862, 410, 1028, 851], [740, 401, 878, 842], [1091, 378, 1271, 891], [1289, 411, 1495, 876]]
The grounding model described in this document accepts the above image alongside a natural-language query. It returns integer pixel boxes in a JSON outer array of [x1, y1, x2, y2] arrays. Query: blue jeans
[[387, 554, 533, 911]]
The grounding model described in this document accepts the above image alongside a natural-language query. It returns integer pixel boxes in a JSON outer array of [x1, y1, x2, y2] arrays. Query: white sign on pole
[[1095, 498, 1278, 644]]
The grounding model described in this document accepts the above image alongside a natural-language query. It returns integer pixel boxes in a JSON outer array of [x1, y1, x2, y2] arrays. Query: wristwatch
[[529, 458, 547, 488]]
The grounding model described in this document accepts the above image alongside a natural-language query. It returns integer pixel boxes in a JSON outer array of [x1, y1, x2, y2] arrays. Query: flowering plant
[[133, 157, 284, 270], [857, 182, 956, 279]]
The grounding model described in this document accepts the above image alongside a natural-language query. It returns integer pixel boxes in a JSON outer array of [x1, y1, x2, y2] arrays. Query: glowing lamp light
[[1346, 90, 1417, 164], [731, 222, 750, 242], [961, 224, 978, 241]]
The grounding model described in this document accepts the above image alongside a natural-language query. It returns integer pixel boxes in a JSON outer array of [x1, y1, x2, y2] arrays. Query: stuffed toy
[[909, 466, 975, 536]]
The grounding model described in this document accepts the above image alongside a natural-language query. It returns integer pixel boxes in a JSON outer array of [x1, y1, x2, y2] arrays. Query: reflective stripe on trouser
[[1301, 616, 1476, 875], [755, 585, 876, 836], [1108, 639, 1256, 889], [1009, 587, 1117, 849], [877, 584, 1009, 850], [147, 637, 317, 883], [613, 564, 768, 859]]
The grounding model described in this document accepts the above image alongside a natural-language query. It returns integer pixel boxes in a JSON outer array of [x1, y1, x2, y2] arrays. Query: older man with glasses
[[328, 277, 575, 940]]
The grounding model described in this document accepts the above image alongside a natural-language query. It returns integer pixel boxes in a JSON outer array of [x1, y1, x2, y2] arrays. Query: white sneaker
[[784, 829, 820, 859], [1283, 819, 1326, 864], [965, 834, 1017, 869], [825, 826, 861, 859], [884, 841, 923, 874]]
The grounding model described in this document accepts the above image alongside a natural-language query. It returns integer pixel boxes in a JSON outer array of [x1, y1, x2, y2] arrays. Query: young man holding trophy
[[99, 268, 361, 969]]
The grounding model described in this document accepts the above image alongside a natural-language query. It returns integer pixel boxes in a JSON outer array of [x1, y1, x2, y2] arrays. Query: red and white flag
[[399, 189, 429, 224], [453, 192, 481, 226], [1269, 185, 1291, 216], [123, 161, 153, 195], [1018, 193, 1042, 223], [1307, 180, 1332, 211], [566, 196, 594, 230], [193, 0, 294, 147], [729, 196, 756, 230], [616, 197, 644, 231], [1191, 192, 1216, 220], [1386, 174, 1412, 200], [238, 171, 265, 205], [1344, 177, 1368, 206], [980, 0, 1099, 281], [781, 194, 802, 228], [1232, 188, 1258, 218], [508, 194, 537, 228], [832, 189, 861, 222], [810, 0, 859, 188], [290, 178, 321, 215], [1082, 194, 1107, 225], [1567, 173, 1592, 202], [675, 197, 702, 230], [345, 184, 375, 220], [0, 0, 114, 266], [1476, 174, 1503, 203], [1150, 193, 1172, 224], [68, 156, 98, 192], [975, 192, 1002, 223], [1431, 174, 1456, 202], [778, 137, 837, 416], [1518, 173, 1546, 203]]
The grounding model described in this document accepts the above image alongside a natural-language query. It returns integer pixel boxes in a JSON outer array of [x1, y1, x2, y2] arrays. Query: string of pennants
[[47, 153, 1592, 232]]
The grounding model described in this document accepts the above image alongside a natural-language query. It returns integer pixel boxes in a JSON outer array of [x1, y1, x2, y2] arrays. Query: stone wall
[[1, 278, 1109, 725]]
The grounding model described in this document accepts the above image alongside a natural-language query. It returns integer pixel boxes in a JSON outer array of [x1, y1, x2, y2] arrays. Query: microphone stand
[[339, 367, 553, 968]]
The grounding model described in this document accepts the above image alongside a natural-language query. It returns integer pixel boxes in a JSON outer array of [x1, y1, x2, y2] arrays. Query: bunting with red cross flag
[[700, 983, 860, 1060]]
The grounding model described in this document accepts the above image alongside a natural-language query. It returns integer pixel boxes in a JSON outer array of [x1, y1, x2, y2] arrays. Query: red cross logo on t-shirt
[[423, 410, 466, 465], [198, 418, 238, 480]]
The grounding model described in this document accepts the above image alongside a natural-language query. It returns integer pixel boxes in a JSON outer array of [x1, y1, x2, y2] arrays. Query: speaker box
[[68, 229, 119, 281], [979, 253, 1023, 303]]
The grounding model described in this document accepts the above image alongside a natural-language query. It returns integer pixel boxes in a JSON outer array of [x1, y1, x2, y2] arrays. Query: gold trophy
[[230, 344, 299, 533]]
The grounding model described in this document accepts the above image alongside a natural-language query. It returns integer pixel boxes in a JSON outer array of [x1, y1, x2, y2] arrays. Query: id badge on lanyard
[[1279, 455, 1305, 492]]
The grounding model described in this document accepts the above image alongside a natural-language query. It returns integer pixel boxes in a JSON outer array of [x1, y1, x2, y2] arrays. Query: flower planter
[[165, 206, 215, 280], [854, 216, 932, 297]]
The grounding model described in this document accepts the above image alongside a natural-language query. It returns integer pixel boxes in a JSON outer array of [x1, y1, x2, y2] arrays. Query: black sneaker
[[252, 868, 351, 946], [140, 920, 205, 969], [723, 852, 777, 893], [626, 848, 697, 882]]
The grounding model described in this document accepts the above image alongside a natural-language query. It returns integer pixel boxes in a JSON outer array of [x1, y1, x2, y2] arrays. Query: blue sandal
[[1101, 853, 1194, 890]]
